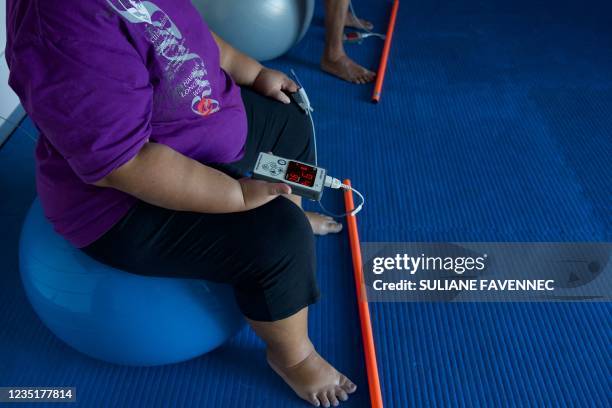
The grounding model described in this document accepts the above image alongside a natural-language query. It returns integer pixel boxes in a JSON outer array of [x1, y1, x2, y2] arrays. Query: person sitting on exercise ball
[[322, 0, 376, 84], [6, 0, 354, 406]]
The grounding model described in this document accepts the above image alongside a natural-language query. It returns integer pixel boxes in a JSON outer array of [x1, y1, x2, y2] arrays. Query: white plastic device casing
[[252, 152, 326, 201]]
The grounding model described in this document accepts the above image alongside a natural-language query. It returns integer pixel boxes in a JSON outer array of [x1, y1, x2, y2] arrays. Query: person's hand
[[252, 68, 299, 104], [238, 178, 291, 210]]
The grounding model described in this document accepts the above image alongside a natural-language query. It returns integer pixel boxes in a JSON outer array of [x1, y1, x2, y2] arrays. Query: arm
[[212, 32, 299, 103], [212, 32, 263, 87], [94, 142, 291, 213], [96, 36, 297, 212]]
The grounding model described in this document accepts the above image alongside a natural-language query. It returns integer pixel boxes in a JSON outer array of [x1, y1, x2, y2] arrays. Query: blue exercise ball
[[19, 199, 245, 366], [193, 0, 315, 61]]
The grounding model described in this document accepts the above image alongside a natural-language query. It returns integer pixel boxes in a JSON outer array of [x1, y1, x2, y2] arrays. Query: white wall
[[0, 0, 26, 146]]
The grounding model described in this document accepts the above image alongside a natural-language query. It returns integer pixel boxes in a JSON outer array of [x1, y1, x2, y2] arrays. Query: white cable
[[360, 32, 386, 40], [319, 176, 365, 217], [289, 70, 364, 217], [289, 69, 317, 166], [346, 2, 386, 43], [344, 184, 365, 216], [348, 1, 372, 33], [307, 110, 318, 167]]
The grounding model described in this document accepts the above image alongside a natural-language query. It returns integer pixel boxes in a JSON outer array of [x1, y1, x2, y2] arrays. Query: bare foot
[[305, 212, 342, 236], [345, 12, 374, 31], [321, 54, 376, 84], [268, 349, 357, 407]]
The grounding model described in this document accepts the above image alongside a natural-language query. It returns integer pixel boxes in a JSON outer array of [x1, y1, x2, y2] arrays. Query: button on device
[[278, 159, 287, 165]]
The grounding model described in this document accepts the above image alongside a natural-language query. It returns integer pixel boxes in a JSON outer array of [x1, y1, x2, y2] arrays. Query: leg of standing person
[[344, 1, 374, 30], [321, 0, 376, 84]]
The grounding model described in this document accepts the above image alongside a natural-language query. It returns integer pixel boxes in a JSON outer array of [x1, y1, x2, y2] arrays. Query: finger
[[283, 78, 299, 92], [270, 182, 291, 195], [272, 90, 291, 104]]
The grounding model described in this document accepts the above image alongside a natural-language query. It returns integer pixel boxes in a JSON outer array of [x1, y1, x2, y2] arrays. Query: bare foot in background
[[345, 12, 374, 30], [321, 54, 376, 84]]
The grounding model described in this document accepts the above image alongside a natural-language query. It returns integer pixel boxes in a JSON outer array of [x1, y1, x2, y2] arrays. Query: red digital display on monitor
[[285, 161, 317, 187]]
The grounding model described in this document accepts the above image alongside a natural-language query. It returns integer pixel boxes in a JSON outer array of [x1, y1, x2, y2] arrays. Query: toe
[[308, 393, 321, 407], [306, 212, 342, 235], [319, 392, 331, 408], [361, 70, 375, 82], [329, 390, 340, 407], [325, 221, 343, 233], [336, 386, 349, 401], [340, 377, 357, 393], [359, 19, 374, 31]]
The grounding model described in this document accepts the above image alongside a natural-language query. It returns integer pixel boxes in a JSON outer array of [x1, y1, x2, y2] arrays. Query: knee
[[244, 198, 315, 282], [260, 198, 314, 268], [233, 198, 318, 320]]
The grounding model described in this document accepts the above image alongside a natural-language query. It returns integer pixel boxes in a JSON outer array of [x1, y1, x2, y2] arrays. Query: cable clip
[[323, 176, 365, 217], [343, 31, 386, 44], [290, 69, 313, 113]]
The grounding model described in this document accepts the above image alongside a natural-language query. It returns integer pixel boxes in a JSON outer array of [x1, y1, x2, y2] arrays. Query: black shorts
[[82, 88, 319, 322]]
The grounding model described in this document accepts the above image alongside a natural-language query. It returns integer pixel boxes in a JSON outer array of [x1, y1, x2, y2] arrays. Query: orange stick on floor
[[343, 180, 383, 408], [372, 0, 400, 103]]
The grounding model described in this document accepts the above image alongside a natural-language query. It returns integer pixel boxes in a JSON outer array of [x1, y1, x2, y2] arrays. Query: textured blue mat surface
[[1, 0, 611, 407]]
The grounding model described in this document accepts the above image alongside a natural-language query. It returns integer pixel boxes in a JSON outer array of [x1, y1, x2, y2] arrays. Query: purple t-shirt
[[7, 0, 247, 247]]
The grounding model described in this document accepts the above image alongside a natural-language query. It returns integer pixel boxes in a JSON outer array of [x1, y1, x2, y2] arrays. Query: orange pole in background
[[343, 180, 383, 408], [372, 0, 400, 103]]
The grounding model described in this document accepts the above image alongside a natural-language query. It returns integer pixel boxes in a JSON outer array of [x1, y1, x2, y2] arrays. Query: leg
[[82, 198, 356, 406], [286, 194, 342, 236], [229, 88, 342, 235], [322, 0, 375, 84], [228, 88, 316, 171], [250, 308, 357, 407], [344, 4, 374, 30]]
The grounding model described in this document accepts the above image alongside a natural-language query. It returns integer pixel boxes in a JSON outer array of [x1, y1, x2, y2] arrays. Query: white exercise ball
[[193, 0, 315, 61]]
